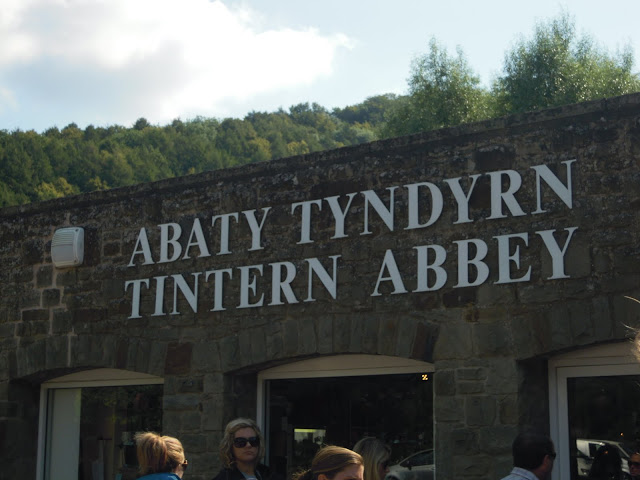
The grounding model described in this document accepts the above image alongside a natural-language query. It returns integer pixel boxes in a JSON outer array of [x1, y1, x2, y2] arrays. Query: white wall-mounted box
[[51, 227, 84, 268]]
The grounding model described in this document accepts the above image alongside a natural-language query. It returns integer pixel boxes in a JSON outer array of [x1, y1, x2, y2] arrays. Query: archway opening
[[258, 355, 434, 478]]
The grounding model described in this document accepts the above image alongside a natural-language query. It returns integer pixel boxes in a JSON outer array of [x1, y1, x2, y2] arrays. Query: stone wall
[[2, 93, 640, 479]]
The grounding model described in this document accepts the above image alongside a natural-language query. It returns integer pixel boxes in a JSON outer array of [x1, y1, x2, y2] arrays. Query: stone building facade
[[2, 93, 640, 480]]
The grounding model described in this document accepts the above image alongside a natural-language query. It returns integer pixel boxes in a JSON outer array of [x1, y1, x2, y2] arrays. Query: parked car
[[575, 439, 633, 479], [385, 449, 435, 480]]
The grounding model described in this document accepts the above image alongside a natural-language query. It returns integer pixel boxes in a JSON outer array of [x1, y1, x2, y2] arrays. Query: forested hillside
[[2, 13, 639, 208], [0, 97, 393, 207]]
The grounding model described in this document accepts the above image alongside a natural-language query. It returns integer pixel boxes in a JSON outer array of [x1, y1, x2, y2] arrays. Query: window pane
[[567, 375, 640, 479]]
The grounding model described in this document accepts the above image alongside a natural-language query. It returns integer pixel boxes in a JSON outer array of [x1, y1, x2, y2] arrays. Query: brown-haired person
[[293, 445, 364, 480], [213, 418, 283, 480], [352, 437, 391, 480], [134, 431, 189, 480]]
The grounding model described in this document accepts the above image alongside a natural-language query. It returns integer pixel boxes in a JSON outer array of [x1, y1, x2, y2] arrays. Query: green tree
[[133, 117, 151, 130], [382, 38, 491, 137], [332, 94, 400, 127], [494, 13, 640, 114], [287, 140, 310, 156], [35, 177, 78, 201]]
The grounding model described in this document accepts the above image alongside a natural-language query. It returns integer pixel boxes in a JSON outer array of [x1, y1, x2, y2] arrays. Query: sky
[[1, 0, 639, 133]]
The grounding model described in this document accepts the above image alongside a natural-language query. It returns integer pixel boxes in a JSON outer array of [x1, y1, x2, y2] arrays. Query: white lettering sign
[[124, 160, 578, 318]]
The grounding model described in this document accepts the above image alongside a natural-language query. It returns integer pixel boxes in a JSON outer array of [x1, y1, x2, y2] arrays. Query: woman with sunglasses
[[213, 418, 283, 480], [352, 437, 391, 480], [134, 431, 189, 479]]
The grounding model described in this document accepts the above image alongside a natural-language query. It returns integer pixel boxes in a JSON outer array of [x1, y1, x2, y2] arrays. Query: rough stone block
[[450, 427, 478, 454], [36, 266, 53, 288], [203, 373, 225, 394], [465, 396, 496, 426], [458, 381, 484, 395], [434, 369, 456, 396], [394, 316, 415, 359], [280, 318, 299, 356], [433, 319, 473, 361], [163, 393, 200, 411], [478, 425, 518, 454], [472, 321, 513, 357], [411, 321, 437, 362], [434, 396, 464, 423], [483, 358, 518, 395], [202, 396, 224, 430], [165, 342, 193, 375], [477, 284, 516, 307], [499, 394, 518, 424], [457, 367, 486, 381], [21, 239, 44, 265], [42, 289, 61, 307], [192, 342, 220, 373], [219, 335, 240, 372]]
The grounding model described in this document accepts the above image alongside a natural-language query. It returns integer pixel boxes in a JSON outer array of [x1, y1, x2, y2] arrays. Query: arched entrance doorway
[[257, 355, 434, 478]]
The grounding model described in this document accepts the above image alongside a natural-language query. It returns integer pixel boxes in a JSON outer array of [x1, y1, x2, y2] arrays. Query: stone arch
[[14, 334, 168, 381], [213, 315, 440, 375]]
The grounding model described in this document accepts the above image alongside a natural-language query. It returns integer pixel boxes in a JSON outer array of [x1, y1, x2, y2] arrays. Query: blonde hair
[[219, 418, 266, 468], [135, 431, 186, 475], [353, 437, 391, 480], [294, 445, 363, 480]]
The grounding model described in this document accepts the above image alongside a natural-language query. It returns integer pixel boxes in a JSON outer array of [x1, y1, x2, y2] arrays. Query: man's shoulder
[[500, 467, 540, 480]]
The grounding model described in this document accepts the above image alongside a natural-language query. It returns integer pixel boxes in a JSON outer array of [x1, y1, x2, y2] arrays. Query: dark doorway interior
[[265, 372, 433, 477]]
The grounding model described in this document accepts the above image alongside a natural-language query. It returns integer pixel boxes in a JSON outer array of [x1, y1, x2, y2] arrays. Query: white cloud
[[0, 0, 353, 126], [0, 86, 18, 115]]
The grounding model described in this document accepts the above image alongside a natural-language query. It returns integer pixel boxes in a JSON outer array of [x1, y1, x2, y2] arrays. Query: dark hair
[[294, 446, 363, 480], [588, 444, 622, 479], [512, 431, 555, 470]]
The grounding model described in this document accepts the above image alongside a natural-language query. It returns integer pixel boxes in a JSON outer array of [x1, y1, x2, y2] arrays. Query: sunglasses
[[629, 461, 640, 467], [234, 436, 260, 448]]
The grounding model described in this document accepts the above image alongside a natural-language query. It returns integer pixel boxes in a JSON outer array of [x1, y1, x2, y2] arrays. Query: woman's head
[[219, 418, 265, 468], [135, 431, 187, 477], [353, 437, 391, 480], [295, 446, 364, 480]]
